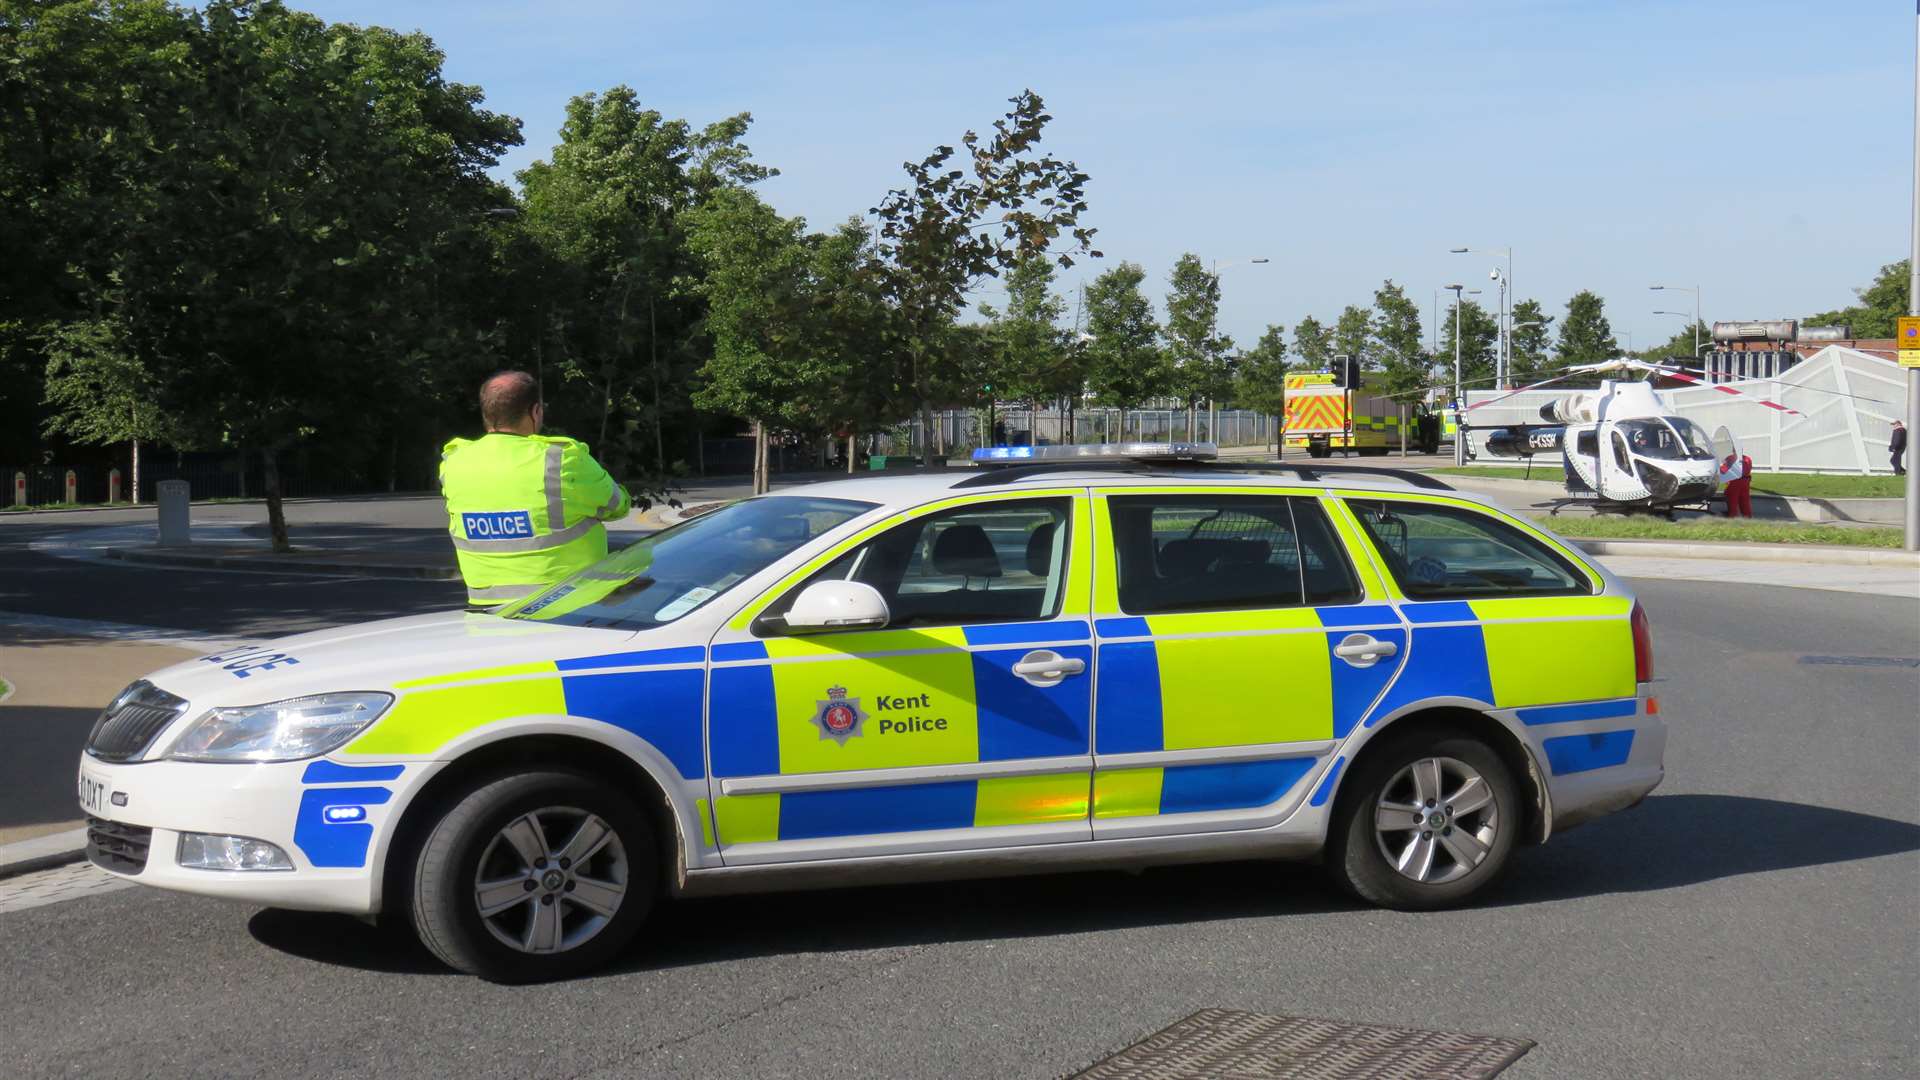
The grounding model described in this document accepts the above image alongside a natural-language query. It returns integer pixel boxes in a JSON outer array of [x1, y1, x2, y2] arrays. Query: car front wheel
[[1329, 731, 1518, 910], [411, 770, 656, 982]]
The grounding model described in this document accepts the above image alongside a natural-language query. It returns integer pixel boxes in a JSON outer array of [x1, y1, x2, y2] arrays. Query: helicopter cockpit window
[[1618, 418, 1712, 461], [1346, 500, 1590, 599]]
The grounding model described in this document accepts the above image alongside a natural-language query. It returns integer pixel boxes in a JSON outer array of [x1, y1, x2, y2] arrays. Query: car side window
[[763, 498, 1071, 632], [1345, 499, 1589, 598], [1106, 494, 1358, 615]]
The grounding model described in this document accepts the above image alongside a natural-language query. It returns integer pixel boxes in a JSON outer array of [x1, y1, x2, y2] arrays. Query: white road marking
[[0, 861, 137, 915]]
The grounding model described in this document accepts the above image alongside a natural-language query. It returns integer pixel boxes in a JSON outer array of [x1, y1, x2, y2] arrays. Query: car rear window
[[1344, 499, 1590, 598]]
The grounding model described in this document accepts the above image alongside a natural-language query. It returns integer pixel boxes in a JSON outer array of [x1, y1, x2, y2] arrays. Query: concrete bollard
[[109, 468, 121, 503], [64, 469, 78, 504], [156, 479, 190, 547], [11, 471, 23, 507]]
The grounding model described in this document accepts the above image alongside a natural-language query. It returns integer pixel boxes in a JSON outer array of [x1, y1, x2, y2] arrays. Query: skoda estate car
[[78, 446, 1665, 981]]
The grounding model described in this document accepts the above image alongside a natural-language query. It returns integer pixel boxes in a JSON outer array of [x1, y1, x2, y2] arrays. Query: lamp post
[[1446, 284, 1469, 465], [1207, 257, 1269, 444], [1452, 247, 1513, 387], [1649, 284, 1701, 360], [1653, 310, 1709, 356]]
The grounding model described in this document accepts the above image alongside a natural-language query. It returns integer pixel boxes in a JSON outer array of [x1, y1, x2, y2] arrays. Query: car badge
[[810, 686, 869, 746]]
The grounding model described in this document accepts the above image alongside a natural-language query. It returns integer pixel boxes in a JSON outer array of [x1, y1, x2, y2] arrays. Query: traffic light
[[1334, 354, 1361, 388]]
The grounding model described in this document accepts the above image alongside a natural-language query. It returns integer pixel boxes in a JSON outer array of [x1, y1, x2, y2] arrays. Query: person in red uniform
[[1719, 451, 1754, 518]]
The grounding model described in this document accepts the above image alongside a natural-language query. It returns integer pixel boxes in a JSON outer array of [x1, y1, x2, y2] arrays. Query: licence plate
[[78, 768, 111, 816]]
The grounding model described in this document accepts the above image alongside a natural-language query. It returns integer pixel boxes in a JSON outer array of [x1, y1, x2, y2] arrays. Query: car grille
[[86, 681, 188, 762], [86, 816, 152, 875]]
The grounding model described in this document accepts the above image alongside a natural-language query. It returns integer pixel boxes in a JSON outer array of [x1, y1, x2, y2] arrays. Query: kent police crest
[[810, 686, 869, 745]]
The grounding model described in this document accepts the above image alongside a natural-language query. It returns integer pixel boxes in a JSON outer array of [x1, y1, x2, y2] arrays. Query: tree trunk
[[751, 420, 769, 495], [131, 439, 141, 505], [847, 432, 856, 474], [237, 448, 247, 498], [650, 299, 665, 474], [387, 433, 398, 493], [918, 399, 936, 465], [262, 447, 290, 553]]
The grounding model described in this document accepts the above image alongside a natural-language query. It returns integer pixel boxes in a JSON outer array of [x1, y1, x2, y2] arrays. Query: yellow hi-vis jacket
[[439, 433, 631, 606]]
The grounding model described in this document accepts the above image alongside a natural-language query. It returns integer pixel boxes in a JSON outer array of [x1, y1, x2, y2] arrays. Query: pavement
[[0, 577, 1912, 1079]]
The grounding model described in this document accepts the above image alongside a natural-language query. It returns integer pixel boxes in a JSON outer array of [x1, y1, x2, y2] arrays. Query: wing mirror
[[775, 581, 890, 633]]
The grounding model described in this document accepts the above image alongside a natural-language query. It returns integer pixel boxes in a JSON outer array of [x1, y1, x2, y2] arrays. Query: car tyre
[[412, 770, 656, 982], [1328, 730, 1518, 910]]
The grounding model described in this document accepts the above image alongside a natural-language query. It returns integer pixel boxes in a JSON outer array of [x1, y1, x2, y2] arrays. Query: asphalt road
[[0, 507, 1915, 1079]]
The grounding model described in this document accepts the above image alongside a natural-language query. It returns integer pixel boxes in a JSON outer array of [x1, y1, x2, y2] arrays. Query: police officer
[[441, 371, 630, 607]]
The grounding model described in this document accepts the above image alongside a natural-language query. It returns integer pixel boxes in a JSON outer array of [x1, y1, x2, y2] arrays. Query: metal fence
[[4, 452, 369, 508]]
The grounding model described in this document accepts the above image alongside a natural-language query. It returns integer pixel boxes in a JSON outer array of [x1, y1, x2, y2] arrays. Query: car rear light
[[1630, 602, 1654, 683]]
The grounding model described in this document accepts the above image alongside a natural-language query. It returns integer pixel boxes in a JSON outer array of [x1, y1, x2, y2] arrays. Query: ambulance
[[1282, 372, 1436, 457], [77, 445, 1664, 982]]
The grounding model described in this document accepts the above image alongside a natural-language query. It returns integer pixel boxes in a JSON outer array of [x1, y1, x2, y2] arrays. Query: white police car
[[78, 445, 1664, 982]]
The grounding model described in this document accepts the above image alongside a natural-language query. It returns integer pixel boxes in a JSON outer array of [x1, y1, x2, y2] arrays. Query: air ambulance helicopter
[[1459, 358, 1811, 517]]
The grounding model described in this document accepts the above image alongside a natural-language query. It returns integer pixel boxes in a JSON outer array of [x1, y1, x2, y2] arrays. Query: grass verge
[[1438, 466, 1905, 498], [1528, 514, 1903, 548]]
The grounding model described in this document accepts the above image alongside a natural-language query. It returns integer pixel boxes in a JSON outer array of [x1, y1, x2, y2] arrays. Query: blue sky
[[299, 0, 1907, 352]]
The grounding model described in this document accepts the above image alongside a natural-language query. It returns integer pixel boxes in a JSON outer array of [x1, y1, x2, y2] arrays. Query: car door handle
[[1012, 649, 1085, 685], [1333, 634, 1398, 667]]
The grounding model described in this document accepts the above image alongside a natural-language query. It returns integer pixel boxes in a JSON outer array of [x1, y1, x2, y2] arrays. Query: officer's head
[[480, 371, 542, 434]]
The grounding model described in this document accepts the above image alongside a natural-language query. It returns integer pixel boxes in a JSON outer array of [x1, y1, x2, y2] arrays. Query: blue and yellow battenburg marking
[[292, 760, 406, 868]]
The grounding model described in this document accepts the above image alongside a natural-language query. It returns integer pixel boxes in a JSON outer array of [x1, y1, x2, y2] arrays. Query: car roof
[[784, 463, 1464, 510]]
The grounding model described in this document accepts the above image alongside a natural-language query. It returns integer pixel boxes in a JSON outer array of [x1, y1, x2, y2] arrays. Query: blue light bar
[[969, 442, 1218, 464]]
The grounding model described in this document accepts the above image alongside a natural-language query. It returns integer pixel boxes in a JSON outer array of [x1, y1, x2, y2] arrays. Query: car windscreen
[[499, 496, 876, 631]]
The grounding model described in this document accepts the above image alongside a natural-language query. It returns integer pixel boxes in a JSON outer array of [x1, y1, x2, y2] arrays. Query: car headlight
[[167, 692, 393, 763]]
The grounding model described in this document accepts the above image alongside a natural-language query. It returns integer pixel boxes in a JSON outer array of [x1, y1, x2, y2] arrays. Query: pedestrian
[[1892, 420, 1908, 476], [1719, 448, 1754, 518], [439, 371, 631, 608]]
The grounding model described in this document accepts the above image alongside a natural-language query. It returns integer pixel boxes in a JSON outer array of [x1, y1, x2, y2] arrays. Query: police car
[[77, 444, 1664, 982]]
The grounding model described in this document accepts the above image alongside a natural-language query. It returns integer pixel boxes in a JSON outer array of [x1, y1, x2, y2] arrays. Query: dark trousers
[[1896, 449, 1907, 475]]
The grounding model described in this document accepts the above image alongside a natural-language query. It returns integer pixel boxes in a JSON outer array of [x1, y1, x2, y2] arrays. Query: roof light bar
[[970, 442, 1219, 464]]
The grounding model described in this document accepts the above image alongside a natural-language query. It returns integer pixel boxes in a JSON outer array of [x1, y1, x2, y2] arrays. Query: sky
[[297, 0, 1908, 354]]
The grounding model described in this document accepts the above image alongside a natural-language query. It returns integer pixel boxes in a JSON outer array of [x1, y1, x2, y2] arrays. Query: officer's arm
[[562, 443, 631, 522]]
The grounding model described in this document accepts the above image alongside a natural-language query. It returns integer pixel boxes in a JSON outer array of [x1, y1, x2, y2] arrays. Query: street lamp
[[1653, 310, 1710, 356], [1445, 284, 1471, 465], [1649, 284, 1701, 359], [1207, 257, 1270, 444], [1452, 247, 1513, 387]]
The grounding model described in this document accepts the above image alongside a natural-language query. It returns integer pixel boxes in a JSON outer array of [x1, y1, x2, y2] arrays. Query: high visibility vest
[[439, 433, 631, 606]]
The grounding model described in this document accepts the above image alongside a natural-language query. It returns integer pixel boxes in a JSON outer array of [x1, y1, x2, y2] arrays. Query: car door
[[703, 491, 1095, 864], [1088, 488, 1407, 838]]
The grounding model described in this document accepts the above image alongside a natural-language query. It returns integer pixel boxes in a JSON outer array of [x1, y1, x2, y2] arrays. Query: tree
[[1370, 280, 1429, 395], [40, 317, 188, 501], [1163, 253, 1233, 430], [1232, 324, 1288, 450], [1292, 316, 1334, 372], [1082, 262, 1168, 427], [1635, 320, 1710, 364], [1440, 298, 1499, 387], [92, 2, 526, 550], [1509, 298, 1555, 383], [866, 90, 1098, 463], [1333, 305, 1372, 373], [518, 87, 774, 482], [980, 254, 1070, 440], [1803, 259, 1906, 339], [1556, 290, 1619, 369]]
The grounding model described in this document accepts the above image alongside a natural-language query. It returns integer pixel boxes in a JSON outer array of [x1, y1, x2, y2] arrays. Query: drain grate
[[1798, 655, 1920, 669], [1071, 1009, 1534, 1080]]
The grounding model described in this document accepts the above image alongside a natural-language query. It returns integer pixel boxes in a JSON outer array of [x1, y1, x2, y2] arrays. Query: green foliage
[[1556, 290, 1618, 368], [1509, 298, 1555, 383], [41, 318, 185, 447], [1083, 262, 1168, 408], [1369, 280, 1428, 395], [1803, 259, 1907, 339], [1291, 315, 1334, 372], [980, 255, 1071, 405], [1332, 305, 1372, 373], [1634, 320, 1709, 364], [1163, 254, 1233, 411], [1232, 324, 1289, 415], [1440, 298, 1499, 386], [867, 90, 1098, 459]]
